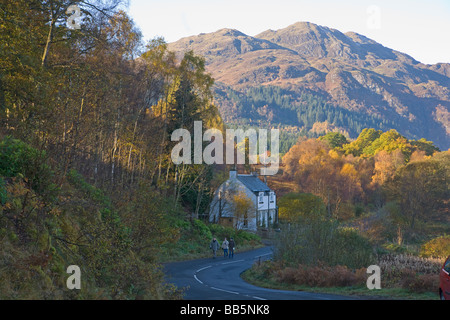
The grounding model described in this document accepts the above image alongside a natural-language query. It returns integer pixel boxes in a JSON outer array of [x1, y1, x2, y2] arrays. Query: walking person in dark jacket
[[210, 237, 220, 259], [228, 238, 235, 259]]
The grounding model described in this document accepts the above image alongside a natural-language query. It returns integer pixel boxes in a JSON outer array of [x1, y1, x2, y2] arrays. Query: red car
[[440, 256, 450, 300]]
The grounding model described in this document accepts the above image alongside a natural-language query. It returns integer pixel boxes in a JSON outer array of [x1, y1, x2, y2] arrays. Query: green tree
[[386, 155, 449, 229], [342, 128, 382, 156], [319, 132, 349, 149], [278, 193, 326, 223]]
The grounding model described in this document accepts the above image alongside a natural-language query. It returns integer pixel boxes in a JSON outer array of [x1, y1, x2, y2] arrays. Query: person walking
[[222, 237, 229, 258], [228, 237, 235, 259], [210, 237, 220, 259]]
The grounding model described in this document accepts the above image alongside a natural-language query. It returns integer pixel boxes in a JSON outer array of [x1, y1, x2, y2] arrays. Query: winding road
[[164, 246, 359, 300]]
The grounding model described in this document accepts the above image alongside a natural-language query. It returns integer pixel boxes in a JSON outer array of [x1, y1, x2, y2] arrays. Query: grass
[[159, 219, 265, 263], [160, 241, 264, 263]]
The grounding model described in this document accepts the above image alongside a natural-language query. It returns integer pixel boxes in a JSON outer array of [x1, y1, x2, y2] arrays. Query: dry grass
[[378, 254, 443, 293], [251, 253, 444, 295], [379, 254, 443, 275], [274, 264, 367, 288]]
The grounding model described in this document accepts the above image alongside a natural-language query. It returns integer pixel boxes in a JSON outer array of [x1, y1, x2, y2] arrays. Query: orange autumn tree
[[282, 138, 368, 219]]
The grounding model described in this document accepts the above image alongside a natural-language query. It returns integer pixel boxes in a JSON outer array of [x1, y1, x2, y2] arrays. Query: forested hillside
[[215, 85, 398, 153], [0, 0, 231, 299], [169, 22, 450, 151]]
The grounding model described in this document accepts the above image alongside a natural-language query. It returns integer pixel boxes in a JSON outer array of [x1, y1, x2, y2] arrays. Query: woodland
[[0, 1, 448, 300]]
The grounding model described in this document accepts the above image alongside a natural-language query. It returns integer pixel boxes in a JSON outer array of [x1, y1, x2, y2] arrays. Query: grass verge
[[241, 261, 440, 300]]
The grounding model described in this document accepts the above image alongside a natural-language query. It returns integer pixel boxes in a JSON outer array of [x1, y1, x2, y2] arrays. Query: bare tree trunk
[[111, 83, 122, 186], [194, 180, 204, 220], [69, 88, 86, 169], [42, 18, 55, 67]]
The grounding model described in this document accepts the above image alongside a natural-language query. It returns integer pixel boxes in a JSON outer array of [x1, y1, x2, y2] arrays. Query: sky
[[127, 0, 450, 65]]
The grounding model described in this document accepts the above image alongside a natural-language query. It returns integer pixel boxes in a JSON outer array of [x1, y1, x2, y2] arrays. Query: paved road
[[164, 246, 358, 300]]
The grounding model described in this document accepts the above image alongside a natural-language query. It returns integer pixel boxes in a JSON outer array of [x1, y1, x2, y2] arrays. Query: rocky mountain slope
[[168, 22, 450, 150]]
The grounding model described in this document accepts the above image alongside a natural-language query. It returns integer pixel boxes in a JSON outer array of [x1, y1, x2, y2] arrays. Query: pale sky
[[127, 0, 450, 65]]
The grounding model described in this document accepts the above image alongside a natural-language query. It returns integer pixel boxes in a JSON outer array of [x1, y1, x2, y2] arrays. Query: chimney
[[229, 170, 237, 180]]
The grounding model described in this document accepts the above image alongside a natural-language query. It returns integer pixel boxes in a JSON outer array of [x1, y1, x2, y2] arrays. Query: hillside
[[168, 22, 450, 150]]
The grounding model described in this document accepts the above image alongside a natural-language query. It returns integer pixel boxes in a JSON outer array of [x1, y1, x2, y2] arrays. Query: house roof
[[237, 175, 271, 193]]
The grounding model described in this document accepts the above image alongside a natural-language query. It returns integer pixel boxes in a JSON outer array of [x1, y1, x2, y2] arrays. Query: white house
[[209, 170, 278, 232]]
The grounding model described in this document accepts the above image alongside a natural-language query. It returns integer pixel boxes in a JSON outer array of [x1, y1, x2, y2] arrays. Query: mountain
[[168, 22, 450, 150]]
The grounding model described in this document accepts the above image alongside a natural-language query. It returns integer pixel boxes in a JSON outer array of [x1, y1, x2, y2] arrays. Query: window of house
[[259, 192, 264, 203], [269, 192, 275, 203]]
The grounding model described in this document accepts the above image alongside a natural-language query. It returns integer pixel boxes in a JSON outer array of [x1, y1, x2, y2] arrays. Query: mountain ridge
[[168, 21, 450, 149]]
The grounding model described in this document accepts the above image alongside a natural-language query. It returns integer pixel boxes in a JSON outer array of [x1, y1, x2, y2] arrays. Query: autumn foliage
[[281, 130, 447, 229], [267, 129, 448, 296], [0, 1, 225, 299]]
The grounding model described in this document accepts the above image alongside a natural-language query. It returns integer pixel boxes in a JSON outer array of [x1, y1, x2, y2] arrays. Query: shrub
[[336, 201, 356, 221], [278, 193, 326, 223], [297, 266, 333, 287], [235, 229, 260, 242], [0, 178, 6, 205], [331, 265, 358, 287], [400, 272, 440, 293], [275, 267, 298, 285], [208, 223, 226, 236], [275, 264, 365, 288], [67, 169, 111, 208], [378, 254, 443, 293], [354, 204, 365, 218], [208, 223, 260, 246], [192, 219, 212, 240], [420, 235, 450, 259], [333, 227, 374, 269], [274, 219, 374, 269], [382, 243, 407, 254], [0, 136, 55, 196]]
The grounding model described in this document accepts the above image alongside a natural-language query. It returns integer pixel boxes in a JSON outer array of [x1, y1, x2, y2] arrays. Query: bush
[[278, 193, 326, 223], [208, 223, 261, 246], [274, 219, 374, 269], [192, 219, 212, 240], [400, 272, 440, 294], [67, 169, 111, 208], [275, 264, 366, 288], [378, 254, 443, 293], [334, 227, 374, 269], [0, 178, 6, 205], [420, 235, 450, 259], [382, 243, 408, 254], [0, 136, 55, 196], [276, 267, 299, 285]]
